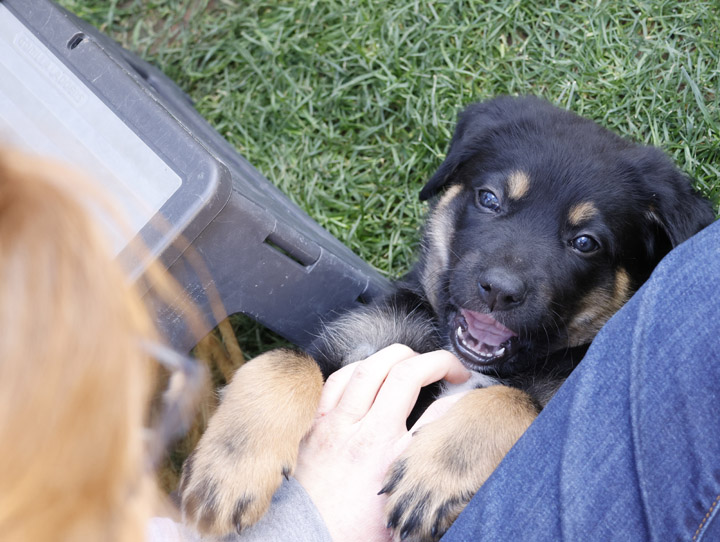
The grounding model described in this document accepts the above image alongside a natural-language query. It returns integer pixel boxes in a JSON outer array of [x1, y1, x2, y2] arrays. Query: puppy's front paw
[[380, 439, 476, 541], [180, 433, 291, 534], [381, 386, 539, 541], [179, 349, 323, 536]]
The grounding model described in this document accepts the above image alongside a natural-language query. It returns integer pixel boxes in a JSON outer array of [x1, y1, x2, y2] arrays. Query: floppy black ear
[[635, 146, 716, 253], [419, 95, 554, 201], [419, 100, 506, 201], [420, 108, 474, 201]]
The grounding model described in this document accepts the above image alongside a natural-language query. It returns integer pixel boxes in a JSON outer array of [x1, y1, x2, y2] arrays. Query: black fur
[[309, 95, 715, 405]]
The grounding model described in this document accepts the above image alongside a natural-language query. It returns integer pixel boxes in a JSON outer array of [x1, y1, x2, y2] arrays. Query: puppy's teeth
[[458, 317, 468, 332], [496, 347, 505, 356]]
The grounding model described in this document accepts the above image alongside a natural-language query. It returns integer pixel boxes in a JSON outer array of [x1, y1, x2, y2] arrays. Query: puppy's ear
[[635, 146, 715, 256], [420, 101, 502, 201], [420, 96, 551, 201]]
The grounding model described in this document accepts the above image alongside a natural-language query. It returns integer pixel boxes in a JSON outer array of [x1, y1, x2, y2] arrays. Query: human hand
[[294, 345, 471, 542]]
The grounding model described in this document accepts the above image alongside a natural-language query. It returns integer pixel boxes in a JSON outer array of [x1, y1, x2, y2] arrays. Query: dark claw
[[381, 459, 407, 496], [429, 497, 461, 540], [386, 504, 403, 530], [399, 498, 426, 541], [282, 465, 291, 480], [232, 497, 252, 535]]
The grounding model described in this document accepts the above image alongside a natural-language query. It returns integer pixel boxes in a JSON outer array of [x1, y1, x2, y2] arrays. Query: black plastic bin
[[0, 0, 390, 351]]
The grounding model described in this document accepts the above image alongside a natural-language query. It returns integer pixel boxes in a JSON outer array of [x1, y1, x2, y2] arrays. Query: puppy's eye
[[476, 189, 501, 212], [570, 235, 600, 253]]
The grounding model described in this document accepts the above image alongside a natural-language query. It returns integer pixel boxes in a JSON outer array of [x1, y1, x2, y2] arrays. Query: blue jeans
[[442, 219, 720, 541]]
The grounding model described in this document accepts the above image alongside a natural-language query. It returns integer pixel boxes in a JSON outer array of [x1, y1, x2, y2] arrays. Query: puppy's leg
[[381, 386, 539, 541], [179, 349, 323, 536]]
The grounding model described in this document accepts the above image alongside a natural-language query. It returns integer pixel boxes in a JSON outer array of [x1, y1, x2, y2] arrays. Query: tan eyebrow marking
[[507, 170, 530, 200], [568, 201, 599, 225]]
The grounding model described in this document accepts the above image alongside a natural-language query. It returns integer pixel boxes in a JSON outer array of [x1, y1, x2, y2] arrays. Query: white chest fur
[[439, 371, 501, 398]]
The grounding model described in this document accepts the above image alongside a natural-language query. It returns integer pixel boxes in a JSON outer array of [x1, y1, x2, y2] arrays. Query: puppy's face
[[418, 97, 714, 377]]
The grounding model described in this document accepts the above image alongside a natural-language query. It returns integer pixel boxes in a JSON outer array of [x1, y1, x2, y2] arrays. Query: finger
[[316, 361, 358, 415], [332, 344, 419, 422], [365, 350, 470, 433]]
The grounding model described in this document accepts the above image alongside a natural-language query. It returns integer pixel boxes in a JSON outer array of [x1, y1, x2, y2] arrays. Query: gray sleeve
[[218, 477, 333, 542], [148, 477, 333, 542]]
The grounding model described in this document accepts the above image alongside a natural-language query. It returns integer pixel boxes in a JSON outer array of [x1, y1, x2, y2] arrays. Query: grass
[[57, 1, 720, 284]]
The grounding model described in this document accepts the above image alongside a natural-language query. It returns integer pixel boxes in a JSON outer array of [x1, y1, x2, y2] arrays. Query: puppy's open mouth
[[450, 308, 518, 370]]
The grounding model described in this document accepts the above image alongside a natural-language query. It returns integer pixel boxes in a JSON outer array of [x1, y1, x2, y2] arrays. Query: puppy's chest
[[439, 371, 502, 398]]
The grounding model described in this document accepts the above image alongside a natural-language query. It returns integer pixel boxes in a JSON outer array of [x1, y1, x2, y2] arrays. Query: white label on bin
[[0, 4, 182, 255]]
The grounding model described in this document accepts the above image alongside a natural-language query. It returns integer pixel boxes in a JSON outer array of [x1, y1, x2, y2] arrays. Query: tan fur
[[507, 170, 530, 200], [180, 349, 324, 535], [568, 267, 631, 346], [0, 148, 168, 541], [568, 201, 599, 225], [421, 184, 463, 312], [382, 386, 539, 540], [155, 320, 241, 494]]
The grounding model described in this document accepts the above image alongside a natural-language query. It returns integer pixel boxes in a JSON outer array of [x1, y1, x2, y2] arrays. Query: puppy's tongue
[[460, 308, 516, 347]]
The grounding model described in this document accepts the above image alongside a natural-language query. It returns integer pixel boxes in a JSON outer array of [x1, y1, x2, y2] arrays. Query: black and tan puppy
[[180, 96, 715, 541]]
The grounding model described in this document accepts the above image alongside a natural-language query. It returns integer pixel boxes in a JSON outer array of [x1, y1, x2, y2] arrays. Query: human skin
[[294, 345, 471, 542]]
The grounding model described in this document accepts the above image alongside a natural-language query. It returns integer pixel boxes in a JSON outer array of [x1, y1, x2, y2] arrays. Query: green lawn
[[58, 0, 719, 351]]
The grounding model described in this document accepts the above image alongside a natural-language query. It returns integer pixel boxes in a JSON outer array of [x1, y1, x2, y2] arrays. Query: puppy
[[180, 96, 715, 541]]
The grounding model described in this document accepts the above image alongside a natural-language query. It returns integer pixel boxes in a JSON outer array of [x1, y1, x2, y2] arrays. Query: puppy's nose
[[478, 270, 527, 311]]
